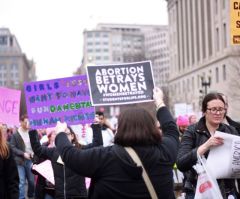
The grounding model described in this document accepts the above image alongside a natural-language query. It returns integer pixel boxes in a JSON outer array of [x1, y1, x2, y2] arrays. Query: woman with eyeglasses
[[177, 92, 240, 199], [29, 120, 103, 199]]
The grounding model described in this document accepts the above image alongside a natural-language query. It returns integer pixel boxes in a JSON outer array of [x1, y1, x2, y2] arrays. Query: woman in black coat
[[177, 92, 240, 199], [0, 124, 19, 199], [54, 88, 180, 199], [29, 123, 103, 199]]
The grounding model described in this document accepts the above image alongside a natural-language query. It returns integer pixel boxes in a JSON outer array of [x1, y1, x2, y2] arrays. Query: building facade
[[0, 28, 36, 115], [167, 0, 240, 119], [80, 23, 169, 89], [77, 23, 170, 116]]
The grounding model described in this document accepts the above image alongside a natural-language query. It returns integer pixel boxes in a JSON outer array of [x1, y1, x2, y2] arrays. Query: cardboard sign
[[24, 75, 95, 128], [86, 61, 155, 106], [230, 0, 240, 45], [32, 160, 55, 185], [0, 87, 21, 126], [206, 131, 240, 179]]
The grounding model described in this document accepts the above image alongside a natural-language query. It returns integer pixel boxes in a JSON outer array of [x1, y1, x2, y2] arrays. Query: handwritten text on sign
[[24, 75, 95, 128]]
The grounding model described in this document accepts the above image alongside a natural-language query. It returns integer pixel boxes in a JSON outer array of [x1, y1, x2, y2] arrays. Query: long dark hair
[[201, 92, 225, 113], [68, 126, 81, 148], [114, 107, 161, 146], [0, 125, 9, 159]]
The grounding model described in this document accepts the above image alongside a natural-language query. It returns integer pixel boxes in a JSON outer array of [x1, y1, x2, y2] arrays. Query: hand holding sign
[[55, 121, 67, 134], [197, 136, 224, 156], [153, 87, 165, 109]]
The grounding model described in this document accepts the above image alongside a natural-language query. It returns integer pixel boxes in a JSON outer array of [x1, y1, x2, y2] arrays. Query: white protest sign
[[206, 131, 240, 179], [32, 160, 55, 184]]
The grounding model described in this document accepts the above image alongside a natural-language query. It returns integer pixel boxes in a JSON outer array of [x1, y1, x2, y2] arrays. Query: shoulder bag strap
[[124, 147, 158, 199]]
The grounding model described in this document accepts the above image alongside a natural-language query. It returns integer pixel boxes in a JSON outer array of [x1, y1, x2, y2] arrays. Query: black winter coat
[[29, 124, 103, 199], [177, 116, 239, 198], [55, 107, 180, 199], [0, 145, 19, 199]]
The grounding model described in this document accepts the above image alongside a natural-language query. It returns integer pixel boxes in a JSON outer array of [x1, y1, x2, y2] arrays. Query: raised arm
[[83, 123, 103, 149], [29, 130, 54, 159]]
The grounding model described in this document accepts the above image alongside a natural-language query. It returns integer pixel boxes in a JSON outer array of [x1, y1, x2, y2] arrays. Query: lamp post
[[199, 76, 211, 108], [200, 76, 211, 95]]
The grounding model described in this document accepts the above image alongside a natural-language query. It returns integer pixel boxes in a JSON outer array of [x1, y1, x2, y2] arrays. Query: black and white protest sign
[[86, 61, 155, 106]]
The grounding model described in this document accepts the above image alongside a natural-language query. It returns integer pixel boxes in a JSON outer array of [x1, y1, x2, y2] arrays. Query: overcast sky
[[0, 0, 168, 81]]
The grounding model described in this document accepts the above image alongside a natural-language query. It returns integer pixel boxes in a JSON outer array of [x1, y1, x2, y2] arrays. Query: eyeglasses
[[207, 107, 226, 114]]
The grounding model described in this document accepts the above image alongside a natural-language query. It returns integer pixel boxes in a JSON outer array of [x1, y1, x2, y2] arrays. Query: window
[[11, 64, 18, 71], [216, 28, 219, 51], [223, 23, 227, 48], [95, 32, 100, 37], [0, 65, 6, 70], [0, 36, 8, 45], [222, 64, 226, 80], [216, 67, 219, 83], [103, 34, 109, 38], [96, 56, 101, 60], [87, 33, 93, 38]]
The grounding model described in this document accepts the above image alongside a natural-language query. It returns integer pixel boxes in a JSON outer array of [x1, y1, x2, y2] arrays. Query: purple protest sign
[[24, 75, 95, 129]]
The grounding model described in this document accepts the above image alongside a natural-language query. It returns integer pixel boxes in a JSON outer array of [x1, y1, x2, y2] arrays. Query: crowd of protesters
[[1, 88, 240, 199]]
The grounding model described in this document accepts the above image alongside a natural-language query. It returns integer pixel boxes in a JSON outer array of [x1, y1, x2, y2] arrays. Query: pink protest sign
[[0, 87, 21, 126]]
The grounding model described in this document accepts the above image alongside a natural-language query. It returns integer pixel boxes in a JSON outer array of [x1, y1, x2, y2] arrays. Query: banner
[[206, 131, 240, 179], [0, 87, 21, 126], [230, 0, 240, 45], [86, 61, 155, 106], [24, 75, 95, 129]]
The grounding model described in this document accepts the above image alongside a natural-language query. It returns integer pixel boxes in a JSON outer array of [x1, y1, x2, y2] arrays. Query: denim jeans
[[185, 192, 195, 199], [44, 194, 54, 199], [17, 159, 35, 199]]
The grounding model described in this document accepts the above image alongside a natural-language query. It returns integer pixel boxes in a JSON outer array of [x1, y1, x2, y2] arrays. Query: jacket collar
[[195, 116, 226, 135]]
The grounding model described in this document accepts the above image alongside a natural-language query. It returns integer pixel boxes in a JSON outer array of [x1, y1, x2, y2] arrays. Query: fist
[[153, 87, 164, 106], [55, 121, 67, 134]]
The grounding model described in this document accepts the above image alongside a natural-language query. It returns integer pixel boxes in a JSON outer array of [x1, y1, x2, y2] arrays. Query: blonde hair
[[0, 125, 9, 159]]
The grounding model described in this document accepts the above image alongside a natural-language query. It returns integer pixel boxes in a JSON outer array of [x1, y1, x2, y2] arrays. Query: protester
[[0, 124, 19, 199], [54, 87, 179, 199], [176, 115, 189, 138], [32, 127, 56, 199], [188, 114, 197, 125], [10, 115, 35, 199], [29, 121, 103, 199], [220, 93, 240, 134], [87, 111, 115, 146], [177, 92, 240, 199]]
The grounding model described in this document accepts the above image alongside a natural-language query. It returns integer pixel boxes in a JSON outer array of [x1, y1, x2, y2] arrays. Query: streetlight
[[199, 76, 211, 95], [199, 76, 211, 108]]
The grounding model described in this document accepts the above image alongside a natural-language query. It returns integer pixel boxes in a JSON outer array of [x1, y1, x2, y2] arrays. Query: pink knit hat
[[176, 115, 189, 126]]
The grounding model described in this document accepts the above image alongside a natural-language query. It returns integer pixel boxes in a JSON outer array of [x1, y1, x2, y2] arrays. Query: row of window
[[86, 32, 109, 38], [0, 72, 19, 79], [0, 64, 19, 71], [87, 48, 109, 53], [170, 64, 227, 94], [87, 41, 109, 46]]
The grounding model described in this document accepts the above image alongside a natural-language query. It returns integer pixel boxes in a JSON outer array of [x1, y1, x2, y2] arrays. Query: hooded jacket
[[29, 124, 103, 199], [55, 107, 179, 199]]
